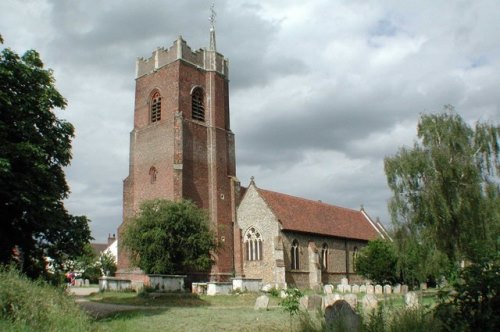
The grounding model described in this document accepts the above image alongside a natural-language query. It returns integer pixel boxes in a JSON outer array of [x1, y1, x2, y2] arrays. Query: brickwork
[[118, 37, 236, 279]]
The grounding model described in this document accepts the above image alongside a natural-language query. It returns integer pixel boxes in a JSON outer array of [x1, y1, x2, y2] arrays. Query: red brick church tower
[[117, 19, 239, 281]]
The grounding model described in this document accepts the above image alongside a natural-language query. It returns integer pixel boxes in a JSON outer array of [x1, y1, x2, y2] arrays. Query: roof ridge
[[257, 187, 361, 214]]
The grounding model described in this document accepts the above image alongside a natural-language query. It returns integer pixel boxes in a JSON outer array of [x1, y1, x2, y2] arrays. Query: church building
[[116, 22, 388, 288]]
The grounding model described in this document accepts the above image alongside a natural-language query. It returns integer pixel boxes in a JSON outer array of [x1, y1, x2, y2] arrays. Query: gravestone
[[341, 277, 349, 285], [307, 295, 323, 310], [323, 293, 343, 308], [343, 285, 352, 293], [375, 285, 383, 294], [324, 284, 334, 294], [362, 294, 378, 312], [420, 282, 427, 290], [352, 284, 360, 293], [405, 291, 419, 309], [366, 284, 374, 294], [344, 293, 358, 310], [261, 284, 273, 292], [84, 279, 90, 286], [337, 284, 344, 293], [359, 285, 367, 293], [401, 285, 409, 294], [280, 290, 287, 298], [393, 284, 401, 294], [325, 300, 361, 332], [254, 295, 269, 310], [383, 284, 392, 294]]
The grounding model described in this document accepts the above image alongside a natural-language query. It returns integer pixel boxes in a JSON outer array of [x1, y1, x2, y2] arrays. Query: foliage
[[435, 256, 500, 332], [121, 199, 218, 274], [99, 250, 117, 276], [355, 239, 398, 284], [0, 37, 92, 279], [280, 288, 303, 317], [0, 267, 91, 331], [385, 107, 499, 265]]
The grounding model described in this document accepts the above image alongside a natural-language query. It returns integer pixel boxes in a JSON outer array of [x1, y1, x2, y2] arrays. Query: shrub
[[0, 267, 91, 331]]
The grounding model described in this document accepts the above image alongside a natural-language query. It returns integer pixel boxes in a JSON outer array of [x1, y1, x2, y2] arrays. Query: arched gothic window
[[353, 246, 358, 272], [244, 227, 263, 261], [191, 87, 205, 122], [149, 166, 157, 184], [321, 243, 328, 271], [291, 240, 299, 270], [150, 91, 161, 123]]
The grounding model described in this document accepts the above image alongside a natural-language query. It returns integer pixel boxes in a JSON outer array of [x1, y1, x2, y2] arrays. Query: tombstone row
[[324, 283, 409, 295]]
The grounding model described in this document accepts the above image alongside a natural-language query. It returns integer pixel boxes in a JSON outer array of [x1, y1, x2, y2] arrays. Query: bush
[[0, 267, 91, 331], [435, 259, 500, 331]]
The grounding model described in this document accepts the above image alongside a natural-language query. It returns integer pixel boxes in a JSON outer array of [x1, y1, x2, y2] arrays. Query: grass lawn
[[88, 290, 439, 331]]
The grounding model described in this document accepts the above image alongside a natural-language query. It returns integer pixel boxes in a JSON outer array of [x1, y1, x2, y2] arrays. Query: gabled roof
[[256, 188, 382, 241]]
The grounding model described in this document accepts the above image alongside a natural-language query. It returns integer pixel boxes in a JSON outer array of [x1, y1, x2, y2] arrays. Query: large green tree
[[121, 199, 218, 274], [355, 239, 398, 284], [0, 36, 92, 279], [385, 106, 499, 266]]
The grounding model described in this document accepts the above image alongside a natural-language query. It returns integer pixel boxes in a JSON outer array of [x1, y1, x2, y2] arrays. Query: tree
[[121, 199, 218, 274], [0, 36, 92, 279], [355, 239, 398, 284], [385, 107, 499, 266]]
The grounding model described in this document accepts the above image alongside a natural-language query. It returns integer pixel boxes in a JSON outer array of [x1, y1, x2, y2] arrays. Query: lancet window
[[191, 87, 205, 122], [150, 91, 161, 123]]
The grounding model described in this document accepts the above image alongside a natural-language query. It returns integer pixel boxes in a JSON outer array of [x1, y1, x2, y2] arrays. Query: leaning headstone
[[325, 300, 361, 332], [401, 285, 409, 294], [254, 295, 269, 310], [344, 293, 358, 310], [375, 285, 383, 294], [308, 295, 323, 310], [393, 284, 401, 294], [420, 282, 427, 290], [366, 284, 374, 294], [352, 285, 360, 294], [405, 291, 419, 309], [383, 284, 392, 294], [359, 285, 367, 293], [362, 294, 378, 312], [324, 284, 334, 294]]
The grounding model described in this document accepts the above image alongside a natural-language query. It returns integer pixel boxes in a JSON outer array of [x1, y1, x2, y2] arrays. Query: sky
[[1, 0, 499, 243]]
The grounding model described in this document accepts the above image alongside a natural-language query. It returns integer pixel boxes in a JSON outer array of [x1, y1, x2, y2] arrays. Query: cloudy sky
[[1, 0, 499, 243]]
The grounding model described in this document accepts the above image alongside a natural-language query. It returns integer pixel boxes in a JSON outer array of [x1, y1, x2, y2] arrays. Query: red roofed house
[[235, 178, 388, 289]]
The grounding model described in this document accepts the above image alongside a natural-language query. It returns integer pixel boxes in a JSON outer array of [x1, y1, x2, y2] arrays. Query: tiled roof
[[257, 188, 380, 241], [90, 243, 108, 256]]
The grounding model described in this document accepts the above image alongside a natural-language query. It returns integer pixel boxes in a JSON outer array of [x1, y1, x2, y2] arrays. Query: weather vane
[[209, 3, 216, 31]]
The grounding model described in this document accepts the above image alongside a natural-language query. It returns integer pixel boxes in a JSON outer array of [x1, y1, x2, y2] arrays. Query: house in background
[[91, 234, 117, 259]]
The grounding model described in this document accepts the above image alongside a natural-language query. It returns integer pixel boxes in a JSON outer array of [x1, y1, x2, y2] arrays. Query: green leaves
[[355, 239, 398, 284], [0, 39, 91, 280], [385, 106, 499, 270], [121, 199, 218, 274]]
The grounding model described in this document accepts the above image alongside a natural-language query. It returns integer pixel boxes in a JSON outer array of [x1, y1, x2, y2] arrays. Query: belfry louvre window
[[150, 91, 161, 123], [244, 227, 263, 261], [291, 240, 299, 270], [191, 87, 205, 122]]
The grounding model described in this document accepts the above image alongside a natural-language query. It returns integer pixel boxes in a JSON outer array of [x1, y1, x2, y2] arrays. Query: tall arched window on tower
[[321, 243, 328, 271], [291, 240, 299, 270], [244, 227, 263, 261], [149, 166, 157, 184], [150, 91, 161, 123], [191, 87, 205, 122]]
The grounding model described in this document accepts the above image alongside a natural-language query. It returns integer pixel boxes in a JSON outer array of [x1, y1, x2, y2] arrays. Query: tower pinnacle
[[209, 3, 217, 51]]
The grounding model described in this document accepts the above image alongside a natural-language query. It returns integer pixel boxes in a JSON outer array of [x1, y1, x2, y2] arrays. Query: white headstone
[[420, 282, 427, 290], [341, 277, 349, 285], [359, 285, 367, 293], [383, 284, 392, 294], [352, 285, 360, 293], [324, 284, 334, 294], [401, 285, 409, 294], [375, 285, 383, 294], [261, 283, 273, 292], [405, 291, 419, 309], [393, 284, 401, 294], [362, 294, 378, 312], [344, 285, 352, 293], [366, 284, 374, 294]]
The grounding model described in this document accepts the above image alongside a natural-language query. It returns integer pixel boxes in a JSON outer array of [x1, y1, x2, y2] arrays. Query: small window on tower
[[191, 87, 205, 122], [149, 166, 157, 184], [150, 91, 161, 123]]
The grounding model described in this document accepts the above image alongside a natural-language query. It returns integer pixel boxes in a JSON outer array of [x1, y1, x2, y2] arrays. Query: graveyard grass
[[90, 290, 438, 331]]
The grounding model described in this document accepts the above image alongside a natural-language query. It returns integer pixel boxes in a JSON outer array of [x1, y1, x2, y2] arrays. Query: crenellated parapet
[[136, 36, 229, 79]]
